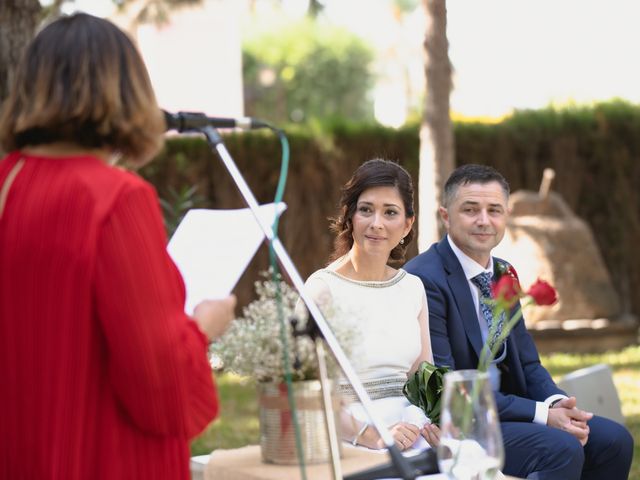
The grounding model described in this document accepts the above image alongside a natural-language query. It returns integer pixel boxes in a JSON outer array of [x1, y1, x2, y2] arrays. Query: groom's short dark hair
[[443, 164, 510, 207]]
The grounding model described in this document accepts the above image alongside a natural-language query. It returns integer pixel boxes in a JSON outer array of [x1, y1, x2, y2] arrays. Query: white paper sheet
[[167, 202, 287, 314]]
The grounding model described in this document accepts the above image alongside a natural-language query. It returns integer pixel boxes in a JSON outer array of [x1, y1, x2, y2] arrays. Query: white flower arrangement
[[210, 271, 358, 383]]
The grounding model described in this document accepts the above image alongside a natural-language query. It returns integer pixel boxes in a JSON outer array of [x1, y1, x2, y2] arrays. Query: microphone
[[163, 110, 268, 132]]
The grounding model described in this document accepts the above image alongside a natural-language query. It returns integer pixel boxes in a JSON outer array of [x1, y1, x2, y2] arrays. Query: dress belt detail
[[338, 376, 407, 402]]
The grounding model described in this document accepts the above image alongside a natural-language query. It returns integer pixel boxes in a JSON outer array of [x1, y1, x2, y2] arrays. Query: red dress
[[0, 151, 218, 479]]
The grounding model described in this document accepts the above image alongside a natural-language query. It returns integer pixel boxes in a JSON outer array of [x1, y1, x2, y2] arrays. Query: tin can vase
[[257, 380, 342, 465]]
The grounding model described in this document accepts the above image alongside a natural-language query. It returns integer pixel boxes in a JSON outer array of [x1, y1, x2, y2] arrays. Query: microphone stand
[[200, 125, 417, 480]]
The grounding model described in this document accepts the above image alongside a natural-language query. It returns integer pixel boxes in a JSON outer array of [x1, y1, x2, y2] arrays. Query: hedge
[[140, 101, 640, 317]]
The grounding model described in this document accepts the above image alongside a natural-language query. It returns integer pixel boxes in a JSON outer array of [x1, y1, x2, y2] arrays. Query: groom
[[404, 164, 633, 479]]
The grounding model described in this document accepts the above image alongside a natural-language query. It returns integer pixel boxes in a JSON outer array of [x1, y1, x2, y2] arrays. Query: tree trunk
[[418, 0, 454, 252], [0, 0, 42, 105]]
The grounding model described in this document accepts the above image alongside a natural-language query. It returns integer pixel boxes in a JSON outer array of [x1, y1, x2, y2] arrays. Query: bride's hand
[[422, 423, 441, 447], [379, 422, 420, 450]]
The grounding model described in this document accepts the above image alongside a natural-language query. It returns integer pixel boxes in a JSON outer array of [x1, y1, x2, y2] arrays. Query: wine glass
[[437, 369, 504, 479]]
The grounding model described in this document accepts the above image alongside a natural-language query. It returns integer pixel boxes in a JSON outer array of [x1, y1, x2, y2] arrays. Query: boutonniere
[[478, 261, 558, 371], [494, 259, 519, 283]]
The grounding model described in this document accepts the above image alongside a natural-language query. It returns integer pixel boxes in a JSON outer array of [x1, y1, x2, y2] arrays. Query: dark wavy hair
[[329, 159, 415, 267], [0, 13, 164, 165]]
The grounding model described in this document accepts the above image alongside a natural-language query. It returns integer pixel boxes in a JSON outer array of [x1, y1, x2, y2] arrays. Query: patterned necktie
[[471, 271, 504, 351]]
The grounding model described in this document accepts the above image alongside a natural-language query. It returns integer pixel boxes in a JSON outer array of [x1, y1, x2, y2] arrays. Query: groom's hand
[[547, 396, 593, 446]]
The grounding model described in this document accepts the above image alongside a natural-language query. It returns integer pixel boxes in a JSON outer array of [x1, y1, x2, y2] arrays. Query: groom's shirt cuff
[[533, 394, 569, 425], [533, 402, 549, 425]]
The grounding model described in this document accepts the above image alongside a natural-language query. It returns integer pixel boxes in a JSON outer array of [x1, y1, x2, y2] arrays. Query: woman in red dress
[[0, 13, 235, 479]]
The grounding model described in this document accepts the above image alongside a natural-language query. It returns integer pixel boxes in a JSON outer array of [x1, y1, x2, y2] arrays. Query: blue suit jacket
[[404, 237, 565, 422]]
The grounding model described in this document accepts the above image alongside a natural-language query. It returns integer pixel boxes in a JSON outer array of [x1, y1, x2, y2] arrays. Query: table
[[201, 445, 520, 480]]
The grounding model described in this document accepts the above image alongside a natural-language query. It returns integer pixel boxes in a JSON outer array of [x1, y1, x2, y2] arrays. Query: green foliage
[[113, 0, 203, 25], [393, 0, 420, 13], [159, 184, 205, 237], [403, 361, 450, 425], [190, 374, 259, 455], [542, 345, 640, 377], [243, 18, 375, 124]]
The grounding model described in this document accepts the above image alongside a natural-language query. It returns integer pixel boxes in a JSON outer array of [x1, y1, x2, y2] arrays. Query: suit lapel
[[436, 238, 484, 359]]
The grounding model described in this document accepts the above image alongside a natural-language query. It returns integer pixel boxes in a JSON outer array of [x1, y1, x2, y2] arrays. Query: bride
[[302, 159, 440, 451]]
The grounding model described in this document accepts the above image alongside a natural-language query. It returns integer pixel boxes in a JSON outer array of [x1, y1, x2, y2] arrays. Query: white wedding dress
[[302, 262, 431, 449]]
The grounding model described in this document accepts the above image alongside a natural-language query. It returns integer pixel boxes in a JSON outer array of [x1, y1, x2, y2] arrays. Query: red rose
[[527, 279, 558, 306], [491, 274, 521, 305]]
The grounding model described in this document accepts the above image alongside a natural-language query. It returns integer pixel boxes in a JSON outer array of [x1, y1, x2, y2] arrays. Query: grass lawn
[[190, 373, 260, 455], [192, 345, 640, 477], [542, 345, 640, 478]]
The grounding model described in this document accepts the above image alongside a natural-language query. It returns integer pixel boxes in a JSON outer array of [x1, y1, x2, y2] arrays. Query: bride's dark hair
[[329, 159, 415, 267]]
